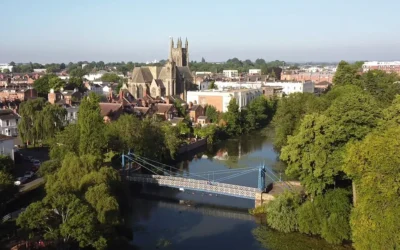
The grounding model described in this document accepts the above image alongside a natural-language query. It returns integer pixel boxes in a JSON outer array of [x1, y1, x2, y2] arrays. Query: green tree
[[266, 191, 302, 233], [281, 88, 380, 196], [245, 96, 272, 131], [208, 81, 217, 90], [0, 170, 13, 190], [101, 73, 120, 82], [332, 60, 362, 86], [18, 98, 66, 145], [0, 155, 14, 173], [343, 126, 400, 250], [33, 74, 60, 95], [2, 69, 10, 73], [205, 105, 219, 123], [78, 93, 106, 157], [272, 93, 327, 149], [361, 70, 400, 107], [224, 98, 243, 136], [48, 77, 66, 91]]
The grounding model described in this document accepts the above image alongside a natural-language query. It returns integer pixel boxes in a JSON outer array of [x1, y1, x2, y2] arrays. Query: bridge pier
[[255, 191, 275, 208]]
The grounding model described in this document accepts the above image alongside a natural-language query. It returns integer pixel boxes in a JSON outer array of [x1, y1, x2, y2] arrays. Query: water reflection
[[129, 128, 339, 250]]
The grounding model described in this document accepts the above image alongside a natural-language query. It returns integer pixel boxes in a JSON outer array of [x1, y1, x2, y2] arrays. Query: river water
[[127, 128, 352, 250]]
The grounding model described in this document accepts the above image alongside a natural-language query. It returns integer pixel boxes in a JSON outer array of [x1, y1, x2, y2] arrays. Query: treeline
[[190, 58, 285, 75], [256, 60, 400, 248]]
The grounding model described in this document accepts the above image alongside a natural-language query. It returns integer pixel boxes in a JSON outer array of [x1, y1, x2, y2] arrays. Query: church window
[[138, 85, 144, 98], [151, 87, 157, 97]]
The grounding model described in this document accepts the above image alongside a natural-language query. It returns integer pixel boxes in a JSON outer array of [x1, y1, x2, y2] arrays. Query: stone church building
[[127, 37, 193, 100]]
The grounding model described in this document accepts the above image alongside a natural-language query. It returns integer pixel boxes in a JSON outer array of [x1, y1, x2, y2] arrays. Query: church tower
[[169, 37, 189, 67]]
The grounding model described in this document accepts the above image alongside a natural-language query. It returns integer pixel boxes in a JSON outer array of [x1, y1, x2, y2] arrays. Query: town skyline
[[1, 0, 400, 63]]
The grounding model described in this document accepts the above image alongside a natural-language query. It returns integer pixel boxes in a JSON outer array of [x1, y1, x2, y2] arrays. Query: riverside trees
[[270, 63, 400, 248]]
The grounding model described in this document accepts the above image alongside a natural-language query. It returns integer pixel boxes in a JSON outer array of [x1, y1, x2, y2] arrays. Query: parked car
[[14, 177, 28, 186], [24, 171, 35, 179], [33, 160, 41, 167]]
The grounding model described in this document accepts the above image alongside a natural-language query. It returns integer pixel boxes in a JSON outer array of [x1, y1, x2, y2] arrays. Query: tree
[[161, 124, 182, 159], [2, 69, 10, 73], [245, 96, 272, 131], [0, 155, 14, 173], [201, 57, 206, 63], [297, 189, 351, 244], [18, 154, 119, 249], [343, 126, 400, 249], [33, 74, 61, 95], [101, 73, 120, 83], [332, 60, 362, 86], [9, 61, 15, 66], [18, 98, 67, 145], [281, 88, 380, 196], [266, 191, 302, 233], [272, 93, 327, 150], [78, 93, 106, 157], [224, 98, 243, 136], [48, 77, 66, 91], [361, 70, 400, 107], [205, 105, 219, 123], [208, 81, 217, 90], [0, 171, 13, 190]]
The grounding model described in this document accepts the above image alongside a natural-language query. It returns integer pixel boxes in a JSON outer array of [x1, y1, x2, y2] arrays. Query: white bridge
[[126, 174, 259, 199]]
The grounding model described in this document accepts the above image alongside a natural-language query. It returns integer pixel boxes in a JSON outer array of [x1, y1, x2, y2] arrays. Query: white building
[[33, 69, 46, 73], [0, 135, 16, 161], [83, 70, 108, 81], [362, 61, 400, 73], [223, 70, 239, 78], [198, 82, 210, 90], [0, 64, 13, 73], [0, 110, 20, 137], [195, 72, 213, 76], [215, 81, 263, 90], [249, 69, 261, 75], [264, 81, 314, 95], [187, 89, 262, 113]]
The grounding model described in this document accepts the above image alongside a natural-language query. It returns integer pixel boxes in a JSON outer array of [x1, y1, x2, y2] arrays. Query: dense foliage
[[271, 62, 400, 248], [18, 98, 67, 146]]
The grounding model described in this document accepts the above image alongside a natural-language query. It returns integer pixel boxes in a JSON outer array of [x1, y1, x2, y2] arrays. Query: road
[[19, 177, 45, 193]]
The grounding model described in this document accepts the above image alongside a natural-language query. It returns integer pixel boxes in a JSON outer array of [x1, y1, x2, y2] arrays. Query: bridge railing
[[127, 174, 258, 199]]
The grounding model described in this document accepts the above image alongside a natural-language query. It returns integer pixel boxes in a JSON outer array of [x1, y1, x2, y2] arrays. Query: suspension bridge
[[121, 152, 295, 205]]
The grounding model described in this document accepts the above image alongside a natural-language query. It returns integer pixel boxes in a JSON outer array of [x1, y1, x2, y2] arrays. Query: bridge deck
[[126, 174, 259, 199]]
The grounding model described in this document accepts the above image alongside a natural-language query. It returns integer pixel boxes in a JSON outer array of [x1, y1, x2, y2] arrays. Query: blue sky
[[0, 0, 399, 63]]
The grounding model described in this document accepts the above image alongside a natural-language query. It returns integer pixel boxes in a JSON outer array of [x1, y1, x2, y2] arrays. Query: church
[[126, 37, 193, 101]]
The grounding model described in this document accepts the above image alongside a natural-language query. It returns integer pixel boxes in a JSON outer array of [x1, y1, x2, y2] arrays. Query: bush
[[266, 191, 302, 233]]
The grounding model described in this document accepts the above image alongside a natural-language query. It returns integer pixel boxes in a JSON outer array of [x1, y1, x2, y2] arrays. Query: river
[[126, 128, 352, 250]]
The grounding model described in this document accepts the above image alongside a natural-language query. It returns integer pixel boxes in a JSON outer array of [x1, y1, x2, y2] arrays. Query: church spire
[[178, 37, 182, 48], [185, 37, 188, 49], [169, 37, 174, 60]]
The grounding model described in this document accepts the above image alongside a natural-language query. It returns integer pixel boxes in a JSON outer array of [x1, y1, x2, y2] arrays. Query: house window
[[6, 120, 9, 126]]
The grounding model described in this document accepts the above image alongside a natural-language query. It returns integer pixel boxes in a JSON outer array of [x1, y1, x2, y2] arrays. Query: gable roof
[[132, 67, 154, 83], [99, 103, 123, 117], [190, 104, 201, 112], [155, 104, 174, 114], [170, 117, 184, 124], [177, 66, 193, 81], [0, 109, 19, 120], [154, 79, 165, 88]]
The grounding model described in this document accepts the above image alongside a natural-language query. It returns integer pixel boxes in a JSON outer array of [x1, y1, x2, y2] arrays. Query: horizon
[[1, 0, 399, 63]]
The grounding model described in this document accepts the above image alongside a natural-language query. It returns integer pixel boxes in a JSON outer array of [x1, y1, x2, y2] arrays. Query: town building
[[48, 88, 82, 106], [223, 70, 239, 79], [264, 81, 314, 95], [198, 81, 210, 91], [188, 103, 205, 123], [0, 134, 16, 161], [362, 61, 400, 74], [84, 70, 108, 81], [186, 89, 262, 113], [0, 109, 20, 137], [249, 69, 261, 75], [99, 103, 124, 123], [214, 81, 263, 90], [280, 72, 334, 83], [126, 37, 193, 100], [261, 86, 283, 98], [0, 87, 37, 102], [0, 64, 13, 73]]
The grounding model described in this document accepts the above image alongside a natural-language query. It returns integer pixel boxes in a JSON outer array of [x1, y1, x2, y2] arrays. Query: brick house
[[153, 103, 178, 120], [188, 102, 204, 123], [48, 88, 82, 106], [0, 87, 37, 102], [99, 103, 124, 123]]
